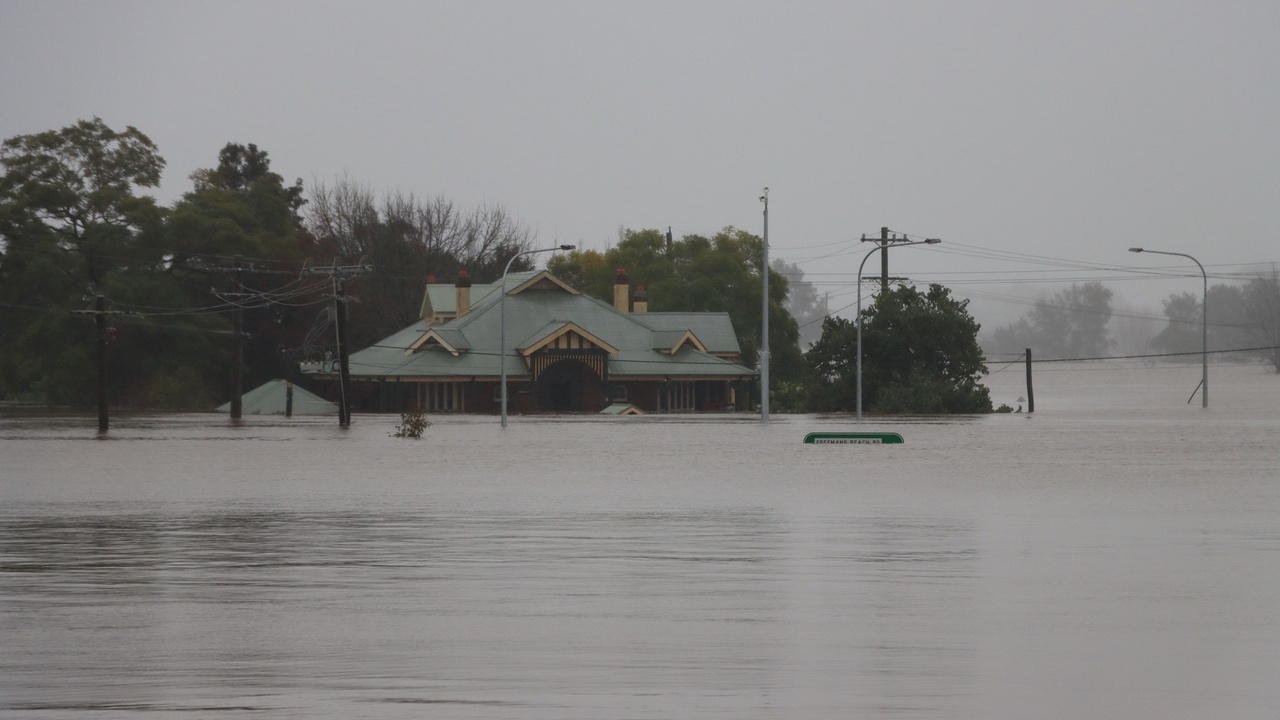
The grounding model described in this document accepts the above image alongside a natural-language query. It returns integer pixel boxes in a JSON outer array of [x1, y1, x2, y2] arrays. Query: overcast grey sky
[[3, 0, 1277, 325]]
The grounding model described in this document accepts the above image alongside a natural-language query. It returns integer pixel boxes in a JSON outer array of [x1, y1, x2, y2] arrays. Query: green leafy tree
[[0, 117, 166, 289], [191, 142, 306, 225], [807, 284, 991, 414], [547, 227, 804, 388], [0, 118, 169, 404], [167, 143, 317, 401]]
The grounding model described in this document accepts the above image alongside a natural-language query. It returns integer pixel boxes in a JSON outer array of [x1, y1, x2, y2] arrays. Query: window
[[419, 382, 461, 411]]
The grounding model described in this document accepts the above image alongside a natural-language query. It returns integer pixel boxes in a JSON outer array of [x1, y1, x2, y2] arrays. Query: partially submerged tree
[[0, 118, 168, 404], [807, 283, 990, 414]]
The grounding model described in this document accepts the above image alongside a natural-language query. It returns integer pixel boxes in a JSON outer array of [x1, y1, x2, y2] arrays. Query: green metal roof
[[421, 272, 535, 317], [340, 272, 753, 380], [215, 379, 337, 415], [632, 312, 741, 354]]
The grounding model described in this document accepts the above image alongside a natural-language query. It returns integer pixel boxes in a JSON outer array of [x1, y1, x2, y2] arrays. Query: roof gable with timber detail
[[519, 321, 619, 357], [405, 327, 471, 356], [633, 312, 740, 357], [507, 270, 579, 297], [334, 270, 753, 381], [651, 329, 707, 355]]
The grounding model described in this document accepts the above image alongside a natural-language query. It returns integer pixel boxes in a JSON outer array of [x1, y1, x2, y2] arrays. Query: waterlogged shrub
[[392, 408, 430, 438], [872, 370, 992, 415]]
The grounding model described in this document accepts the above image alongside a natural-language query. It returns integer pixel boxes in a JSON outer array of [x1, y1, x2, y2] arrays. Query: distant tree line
[[982, 277, 1280, 371]]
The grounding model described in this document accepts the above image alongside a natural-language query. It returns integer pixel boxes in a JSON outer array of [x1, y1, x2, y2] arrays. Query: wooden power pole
[[94, 295, 108, 433], [303, 261, 371, 428], [230, 255, 244, 420]]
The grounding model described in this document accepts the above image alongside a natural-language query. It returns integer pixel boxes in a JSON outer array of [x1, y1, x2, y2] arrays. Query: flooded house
[[303, 268, 755, 414]]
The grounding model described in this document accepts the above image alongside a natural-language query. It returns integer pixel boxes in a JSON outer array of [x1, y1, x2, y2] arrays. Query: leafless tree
[[302, 176, 538, 346]]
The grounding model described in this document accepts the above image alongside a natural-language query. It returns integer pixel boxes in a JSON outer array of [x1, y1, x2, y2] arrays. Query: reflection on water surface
[[2, 364, 1278, 719]]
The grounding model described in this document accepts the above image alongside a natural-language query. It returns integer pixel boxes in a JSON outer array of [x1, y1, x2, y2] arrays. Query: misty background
[[3, 0, 1277, 357]]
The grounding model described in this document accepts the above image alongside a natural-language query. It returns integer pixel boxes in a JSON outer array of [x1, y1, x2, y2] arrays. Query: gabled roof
[[651, 329, 707, 354], [634, 312, 741, 355], [215, 379, 337, 415], [336, 271, 753, 380], [508, 270, 579, 296], [519, 320, 619, 356], [406, 327, 471, 356], [419, 272, 535, 320]]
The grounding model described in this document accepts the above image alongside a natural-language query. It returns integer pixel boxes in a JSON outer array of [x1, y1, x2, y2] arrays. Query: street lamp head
[[1129, 247, 1144, 253], [558, 244, 575, 251], [925, 238, 942, 245]]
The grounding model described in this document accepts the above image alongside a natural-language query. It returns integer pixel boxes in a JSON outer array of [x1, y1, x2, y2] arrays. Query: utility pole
[[73, 295, 114, 433], [880, 227, 890, 293], [334, 276, 352, 427], [759, 187, 770, 422], [94, 295, 108, 434], [860, 227, 912, 294], [230, 255, 244, 420], [304, 261, 372, 428]]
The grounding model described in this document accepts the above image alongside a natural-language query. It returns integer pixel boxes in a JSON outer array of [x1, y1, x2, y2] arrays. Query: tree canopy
[[0, 118, 172, 404], [806, 283, 991, 414], [303, 177, 539, 348], [1151, 284, 1252, 359], [1243, 270, 1280, 371], [985, 282, 1114, 360], [547, 227, 804, 385]]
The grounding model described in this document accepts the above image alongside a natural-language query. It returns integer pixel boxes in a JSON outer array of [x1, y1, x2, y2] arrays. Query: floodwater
[[2, 362, 1278, 719]]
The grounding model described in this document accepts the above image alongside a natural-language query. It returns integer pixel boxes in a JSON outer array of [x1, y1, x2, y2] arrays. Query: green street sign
[[803, 432, 904, 445]]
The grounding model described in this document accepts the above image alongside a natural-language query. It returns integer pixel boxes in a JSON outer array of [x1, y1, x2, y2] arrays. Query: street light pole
[[1129, 247, 1208, 408], [760, 187, 769, 422], [501, 244, 575, 428], [856, 237, 941, 420]]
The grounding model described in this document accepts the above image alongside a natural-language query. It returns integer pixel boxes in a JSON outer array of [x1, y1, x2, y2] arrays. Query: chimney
[[632, 283, 648, 313], [419, 273, 438, 321], [613, 267, 630, 313], [455, 269, 472, 318]]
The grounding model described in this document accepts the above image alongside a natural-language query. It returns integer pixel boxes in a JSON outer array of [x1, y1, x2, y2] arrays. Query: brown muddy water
[[2, 362, 1278, 719]]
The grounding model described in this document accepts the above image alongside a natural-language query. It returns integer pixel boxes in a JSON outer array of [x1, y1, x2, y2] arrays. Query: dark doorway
[[538, 361, 594, 412]]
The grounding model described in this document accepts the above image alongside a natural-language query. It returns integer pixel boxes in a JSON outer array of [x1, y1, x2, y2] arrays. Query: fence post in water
[[285, 380, 294, 418], [1025, 348, 1035, 413]]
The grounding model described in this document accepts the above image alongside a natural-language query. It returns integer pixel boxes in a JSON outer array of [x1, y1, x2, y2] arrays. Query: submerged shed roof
[[215, 379, 337, 415]]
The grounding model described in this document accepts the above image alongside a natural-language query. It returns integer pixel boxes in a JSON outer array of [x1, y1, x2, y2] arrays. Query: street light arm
[[504, 244, 575, 278], [1127, 246, 1208, 408]]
